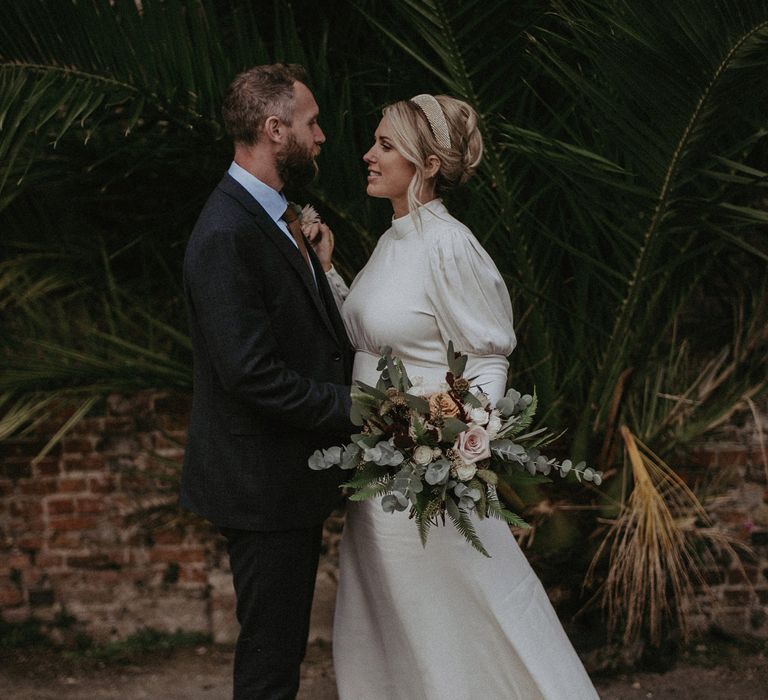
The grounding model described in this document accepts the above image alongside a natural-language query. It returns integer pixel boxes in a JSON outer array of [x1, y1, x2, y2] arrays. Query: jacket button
[[332, 352, 342, 361]]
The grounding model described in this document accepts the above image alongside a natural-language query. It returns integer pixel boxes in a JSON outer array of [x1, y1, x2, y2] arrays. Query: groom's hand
[[306, 222, 334, 272]]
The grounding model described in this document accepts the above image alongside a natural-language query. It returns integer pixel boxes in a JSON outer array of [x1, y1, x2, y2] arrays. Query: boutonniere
[[288, 202, 321, 235], [299, 203, 321, 235]]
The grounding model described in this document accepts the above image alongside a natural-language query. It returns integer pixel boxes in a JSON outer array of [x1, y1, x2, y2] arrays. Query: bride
[[318, 94, 599, 699]]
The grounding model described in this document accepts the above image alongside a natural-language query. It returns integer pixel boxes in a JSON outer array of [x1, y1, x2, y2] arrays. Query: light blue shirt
[[227, 161, 316, 284]]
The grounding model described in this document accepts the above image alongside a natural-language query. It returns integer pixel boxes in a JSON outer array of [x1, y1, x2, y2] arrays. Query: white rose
[[467, 406, 489, 426], [454, 460, 477, 482], [432, 447, 443, 459], [486, 413, 502, 439], [409, 376, 429, 397], [455, 426, 491, 464], [413, 445, 434, 465]]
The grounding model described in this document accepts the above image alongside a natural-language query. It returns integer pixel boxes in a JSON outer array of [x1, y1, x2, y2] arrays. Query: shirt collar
[[227, 161, 287, 223]]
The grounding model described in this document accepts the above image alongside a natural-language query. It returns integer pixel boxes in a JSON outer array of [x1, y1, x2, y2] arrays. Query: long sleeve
[[424, 225, 516, 403], [325, 265, 350, 312]]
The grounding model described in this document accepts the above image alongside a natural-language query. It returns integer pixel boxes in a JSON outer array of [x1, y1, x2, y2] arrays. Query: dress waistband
[[352, 350, 450, 390]]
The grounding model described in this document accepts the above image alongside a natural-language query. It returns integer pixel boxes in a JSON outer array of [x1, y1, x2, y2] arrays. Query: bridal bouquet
[[309, 343, 601, 556]]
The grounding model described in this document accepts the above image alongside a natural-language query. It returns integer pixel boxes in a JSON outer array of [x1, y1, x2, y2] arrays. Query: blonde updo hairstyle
[[382, 95, 483, 214]]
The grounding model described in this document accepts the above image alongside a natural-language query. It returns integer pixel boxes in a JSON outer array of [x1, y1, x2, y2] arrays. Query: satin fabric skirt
[[332, 353, 599, 700]]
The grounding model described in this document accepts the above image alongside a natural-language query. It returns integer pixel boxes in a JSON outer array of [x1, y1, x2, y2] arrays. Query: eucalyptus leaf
[[425, 458, 451, 485], [441, 416, 469, 442]]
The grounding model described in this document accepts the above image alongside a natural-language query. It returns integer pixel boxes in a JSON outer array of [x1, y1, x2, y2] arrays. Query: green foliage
[[346, 476, 395, 502], [445, 497, 489, 558], [1, 0, 766, 463], [64, 627, 210, 663], [2, 0, 766, 647]]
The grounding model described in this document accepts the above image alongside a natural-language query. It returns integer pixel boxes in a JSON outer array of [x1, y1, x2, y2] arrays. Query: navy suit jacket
[[181, 174, 354, 530]]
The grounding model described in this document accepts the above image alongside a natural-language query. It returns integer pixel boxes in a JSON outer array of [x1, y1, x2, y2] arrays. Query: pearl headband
[[410, 94, 451, 149]]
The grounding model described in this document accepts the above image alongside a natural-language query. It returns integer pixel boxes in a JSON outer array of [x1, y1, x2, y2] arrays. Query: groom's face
[[276, 81, 325, 188]]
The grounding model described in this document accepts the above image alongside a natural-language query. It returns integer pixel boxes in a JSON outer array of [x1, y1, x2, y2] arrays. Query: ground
[[1, 639, 767, 699]]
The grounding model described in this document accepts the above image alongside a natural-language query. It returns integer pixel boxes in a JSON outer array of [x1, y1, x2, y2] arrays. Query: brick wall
[[0, 392, 237, 644], [1, 391, 766, 644], [684, 416, 768, 638]]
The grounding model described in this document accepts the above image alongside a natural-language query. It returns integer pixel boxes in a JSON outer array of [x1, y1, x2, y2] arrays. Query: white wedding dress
[[329, 200, 598, 700]]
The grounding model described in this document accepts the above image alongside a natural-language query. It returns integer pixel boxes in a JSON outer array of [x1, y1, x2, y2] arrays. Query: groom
[[181, 63, 354, 699]]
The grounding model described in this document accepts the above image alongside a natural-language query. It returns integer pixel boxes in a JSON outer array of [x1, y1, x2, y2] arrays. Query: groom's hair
[[222, 63, 310, 146]]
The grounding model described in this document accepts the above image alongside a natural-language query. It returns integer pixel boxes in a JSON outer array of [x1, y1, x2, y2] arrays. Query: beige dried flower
[[428, 392, 461, 420], [299, 204, 321, 235]]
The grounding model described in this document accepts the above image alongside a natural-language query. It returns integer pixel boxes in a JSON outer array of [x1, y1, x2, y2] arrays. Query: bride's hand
[[305, 222, 335, 272]]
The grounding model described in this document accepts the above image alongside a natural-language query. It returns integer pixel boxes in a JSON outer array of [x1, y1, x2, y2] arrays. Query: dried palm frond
[[586, 425, 742, 646]]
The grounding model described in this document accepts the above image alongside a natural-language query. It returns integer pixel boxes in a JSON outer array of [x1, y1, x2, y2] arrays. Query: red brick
[[63, 455, 105, 472], [58, 478, 88, 493], [89, 570, 122, 585], [46, 498, 75, 516], [33, 458, 60, 477], [70, 417, 105, 433], [48, 532, 82, 549], [152, 529, 185, 545], [19, 479, 57, 496], [76, 497, 105, 514], [8, 552, 31, 569], [105, 416, 134, 433], [149, 548, 205, 564], [61, 437, 95, 454], [10, 500, 43, 518], [36, 553, 64, 568], [21, 568, 44, 588], [0, 583, 23, 607], [0, 479, 13, 496], [89, 476, 116, 493], [122, 474, 152, 491], [107, 549, 129, 566], [179, 567, 208, 584], [15, 534, 44, 550], [48, 516, 98, 532]]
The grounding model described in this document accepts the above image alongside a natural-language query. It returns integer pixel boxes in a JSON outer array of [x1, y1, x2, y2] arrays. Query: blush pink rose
[[454, 426, 491, 464]]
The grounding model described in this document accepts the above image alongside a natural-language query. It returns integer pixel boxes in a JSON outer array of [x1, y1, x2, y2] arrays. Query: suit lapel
[[217, 175, 340, 343], [309, 248, 349, 346]]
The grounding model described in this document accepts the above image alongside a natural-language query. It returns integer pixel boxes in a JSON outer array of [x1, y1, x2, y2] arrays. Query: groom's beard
[[277, 134, 318, 189]]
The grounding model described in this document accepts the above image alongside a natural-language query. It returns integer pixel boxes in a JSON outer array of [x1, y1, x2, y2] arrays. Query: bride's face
[[363, 116, 415, 216]]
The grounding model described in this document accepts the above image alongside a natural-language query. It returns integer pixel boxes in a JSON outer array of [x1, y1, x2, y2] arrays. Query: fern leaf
[[445, 499, 490, 557]]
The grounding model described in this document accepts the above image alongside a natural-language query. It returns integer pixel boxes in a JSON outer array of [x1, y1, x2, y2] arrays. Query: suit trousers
[[221, 525, 324, 700]]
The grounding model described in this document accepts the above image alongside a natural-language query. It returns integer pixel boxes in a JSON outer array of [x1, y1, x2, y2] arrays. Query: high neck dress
[[331, 200, 598, 700]]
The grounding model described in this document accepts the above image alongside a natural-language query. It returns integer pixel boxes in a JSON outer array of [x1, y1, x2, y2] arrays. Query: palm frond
[[586, 426, 729, 645]]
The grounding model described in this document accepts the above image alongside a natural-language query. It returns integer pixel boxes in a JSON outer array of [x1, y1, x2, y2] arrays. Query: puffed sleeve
[[425, 225, 516, 403]]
